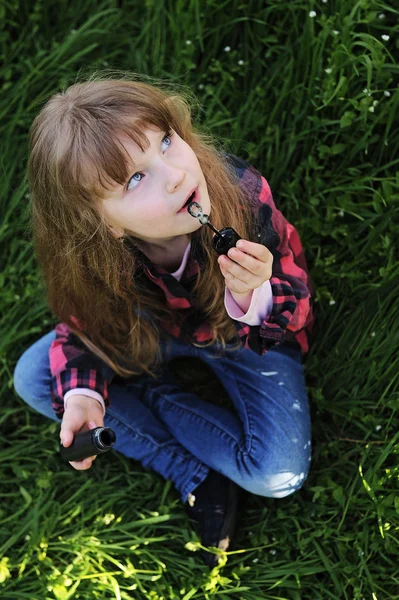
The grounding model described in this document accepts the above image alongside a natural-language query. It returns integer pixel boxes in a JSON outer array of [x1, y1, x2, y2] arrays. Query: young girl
[[14, 73, 315, 568]]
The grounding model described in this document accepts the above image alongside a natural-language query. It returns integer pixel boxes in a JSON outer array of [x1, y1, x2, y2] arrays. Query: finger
[[69, 456, 95, 470], [225, 275, 252, 295], [60, 425, 74, 448], [219, 262, 251, 294], [60, 408, 85, 447], [235, 239, 271, 261], [226, 248, 271, 278], [219, 255, 258, 284]]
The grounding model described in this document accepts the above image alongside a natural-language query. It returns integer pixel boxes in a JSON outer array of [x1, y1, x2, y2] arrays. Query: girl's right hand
[[60, 395, 105, 471]]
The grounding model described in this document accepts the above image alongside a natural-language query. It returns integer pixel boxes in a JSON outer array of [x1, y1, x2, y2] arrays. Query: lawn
[[1, 1, 398, 598]]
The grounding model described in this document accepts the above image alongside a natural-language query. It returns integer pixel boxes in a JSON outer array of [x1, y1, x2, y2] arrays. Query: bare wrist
[[65, 394, 104, 413]]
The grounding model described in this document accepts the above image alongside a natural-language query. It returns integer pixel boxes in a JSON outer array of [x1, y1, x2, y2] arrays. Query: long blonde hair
[[28, 71, 257, 378]]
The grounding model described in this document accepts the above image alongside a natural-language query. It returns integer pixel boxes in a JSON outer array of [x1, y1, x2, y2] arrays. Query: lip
[[177, 186, 199, 213]]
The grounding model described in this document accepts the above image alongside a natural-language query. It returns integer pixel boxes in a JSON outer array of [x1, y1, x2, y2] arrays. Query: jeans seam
[[217, 358, 254, 457], [155, 391, 250, 457], [106, 409, 194, 462]]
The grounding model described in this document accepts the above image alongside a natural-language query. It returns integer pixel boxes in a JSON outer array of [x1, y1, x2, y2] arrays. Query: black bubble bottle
[[60, 427, 116, 462]]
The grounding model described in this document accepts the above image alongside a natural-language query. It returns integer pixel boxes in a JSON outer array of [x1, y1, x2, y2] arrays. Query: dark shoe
[[186, 469, 240, 568]]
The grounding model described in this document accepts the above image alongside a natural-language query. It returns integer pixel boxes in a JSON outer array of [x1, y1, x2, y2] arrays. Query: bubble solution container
[[60, 427, 116, 462]]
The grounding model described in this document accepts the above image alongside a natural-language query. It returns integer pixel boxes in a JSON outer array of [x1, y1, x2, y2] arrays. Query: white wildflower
[[369, 106, 375, 112], [371, 331, 376, 337], [375, 425, 382, 431], [325, 68, 332, 74], [381, 35, 390, 41], [186, 40, 192, 45], [339, 210, 344, 217], [198, 84, 204, 89], [373, 100, 378, 106], [309, 11, 317, 18], [238, 59, 244, 65], [253, 558, 259, 563], [270, 549, 277, 555], [333, 30, 340, 35], [329, 299, 336, 305], [384, 91, 391, 97], [224, 46, 231, 52], [378, 13, 385, 19], [322, 0, 328, 3]]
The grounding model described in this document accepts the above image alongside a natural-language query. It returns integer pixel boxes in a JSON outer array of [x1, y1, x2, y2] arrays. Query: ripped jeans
[[13, 330, 312, 503]]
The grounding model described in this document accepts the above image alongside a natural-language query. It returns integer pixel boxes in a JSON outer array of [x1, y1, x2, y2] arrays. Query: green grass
[[1, 0, 398, 598]]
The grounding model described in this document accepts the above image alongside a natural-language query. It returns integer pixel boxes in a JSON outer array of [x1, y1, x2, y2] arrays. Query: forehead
[[117, 125, 164, 165], [87, 123, 169, 199]]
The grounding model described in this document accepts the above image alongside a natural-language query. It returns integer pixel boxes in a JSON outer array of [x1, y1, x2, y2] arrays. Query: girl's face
[[101, 126, 211, 253]]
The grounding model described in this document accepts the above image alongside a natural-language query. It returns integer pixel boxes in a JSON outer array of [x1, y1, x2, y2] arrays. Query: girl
[[14, 73, 315, 568]]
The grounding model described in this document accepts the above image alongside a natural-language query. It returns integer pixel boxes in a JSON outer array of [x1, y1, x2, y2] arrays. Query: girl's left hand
[[217, 239, 273, 295]]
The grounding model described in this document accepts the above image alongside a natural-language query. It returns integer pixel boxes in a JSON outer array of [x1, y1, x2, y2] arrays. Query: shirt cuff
[[64, 389, 106, 416], [225, 280, 273, 325]]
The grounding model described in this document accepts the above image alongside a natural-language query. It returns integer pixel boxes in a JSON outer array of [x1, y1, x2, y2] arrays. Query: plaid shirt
[[49, 154, 315, 418]]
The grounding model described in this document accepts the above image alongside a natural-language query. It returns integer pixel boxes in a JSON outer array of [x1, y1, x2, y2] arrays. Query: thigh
[[201, 341, 309, 421], [199, 341, 312, 472]]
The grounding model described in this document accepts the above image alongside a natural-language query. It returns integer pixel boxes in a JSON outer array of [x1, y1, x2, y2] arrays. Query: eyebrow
[[127, 129, 166, 171]]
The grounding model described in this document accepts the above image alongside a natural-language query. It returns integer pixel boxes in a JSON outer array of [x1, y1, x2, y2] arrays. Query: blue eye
[[126, 133, 173, 192]]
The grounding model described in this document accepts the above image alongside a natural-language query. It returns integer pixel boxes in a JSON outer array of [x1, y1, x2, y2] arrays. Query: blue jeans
[[13, 330, 312, 503]]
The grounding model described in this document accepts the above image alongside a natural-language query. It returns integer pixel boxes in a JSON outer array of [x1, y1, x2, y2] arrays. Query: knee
[[13, 352, 32, 402], [258, 469, 309, 497], [237, 456, 311, 498], [13, 350, 58, 422], [13, 346, 46, 406]]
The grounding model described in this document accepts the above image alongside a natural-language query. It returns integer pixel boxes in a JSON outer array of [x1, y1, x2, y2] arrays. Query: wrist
[[64, 394, 104, 415], [230, 289, 253, 312]]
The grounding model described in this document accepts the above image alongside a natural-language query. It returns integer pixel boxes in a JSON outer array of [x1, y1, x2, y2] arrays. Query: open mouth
[[184, 189, 196, 207], [178, 188, 198, 213]]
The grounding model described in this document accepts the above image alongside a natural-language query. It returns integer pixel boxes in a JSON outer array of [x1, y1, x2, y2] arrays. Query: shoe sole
[[201, 479, 241, 567]]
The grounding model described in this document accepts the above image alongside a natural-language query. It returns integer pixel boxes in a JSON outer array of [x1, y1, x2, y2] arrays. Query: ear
[[109, 225, 125, 239]]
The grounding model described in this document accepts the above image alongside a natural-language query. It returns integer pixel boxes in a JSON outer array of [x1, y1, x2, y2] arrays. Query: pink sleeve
[[224, 280, 273, 325], [64, 389, 106, 416]]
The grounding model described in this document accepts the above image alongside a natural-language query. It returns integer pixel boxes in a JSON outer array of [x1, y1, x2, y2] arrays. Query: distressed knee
[[261, 470, 309, 497], [238, 464, 310, 498]]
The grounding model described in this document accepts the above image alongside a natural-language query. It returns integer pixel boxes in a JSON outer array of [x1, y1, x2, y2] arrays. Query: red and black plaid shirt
[[49, 154, 315, 418]]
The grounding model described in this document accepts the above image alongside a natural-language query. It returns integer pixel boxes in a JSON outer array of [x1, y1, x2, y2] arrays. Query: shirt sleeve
[[49, 322, 115, 419], [224, 280, 273, 325], [233, 175, 314, 354]]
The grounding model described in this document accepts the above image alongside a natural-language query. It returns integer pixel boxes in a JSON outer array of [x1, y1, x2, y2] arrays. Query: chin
[[189, 219, 203, 233]]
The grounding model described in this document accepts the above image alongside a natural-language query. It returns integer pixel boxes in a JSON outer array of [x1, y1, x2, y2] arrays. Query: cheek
[[139, 197, 169, 221]]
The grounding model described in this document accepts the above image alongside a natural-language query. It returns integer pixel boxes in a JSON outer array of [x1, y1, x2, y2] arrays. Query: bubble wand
[[187, 201, 242, 256]]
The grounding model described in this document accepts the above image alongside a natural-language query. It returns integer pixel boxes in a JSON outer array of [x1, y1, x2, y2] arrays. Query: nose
[[166, 165, 186, 194]]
